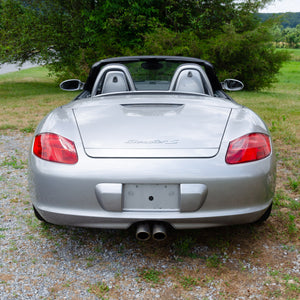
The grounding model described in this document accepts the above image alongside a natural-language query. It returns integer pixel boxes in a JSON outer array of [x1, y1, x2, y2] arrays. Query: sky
[[260, 0, 300, 13]]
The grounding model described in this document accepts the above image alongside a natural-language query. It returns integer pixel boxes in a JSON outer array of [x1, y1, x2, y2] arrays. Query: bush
[[201, 23, 290, 90]]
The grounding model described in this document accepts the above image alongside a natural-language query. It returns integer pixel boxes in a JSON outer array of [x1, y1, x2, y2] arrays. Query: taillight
[[226, 133, 271, 164], [33, 133, 78, 164]]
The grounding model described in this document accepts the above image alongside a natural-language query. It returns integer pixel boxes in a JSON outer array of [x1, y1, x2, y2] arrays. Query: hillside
[[259, 12, 300, 27]]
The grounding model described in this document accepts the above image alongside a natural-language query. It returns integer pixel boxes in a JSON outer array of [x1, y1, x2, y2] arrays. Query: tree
[[0, 0, 289, 89], [283, 26, 300, 48], [271, 24, 300, 48]]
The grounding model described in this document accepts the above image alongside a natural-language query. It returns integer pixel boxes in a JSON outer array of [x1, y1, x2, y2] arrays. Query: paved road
[[0, 61, 39, 74]]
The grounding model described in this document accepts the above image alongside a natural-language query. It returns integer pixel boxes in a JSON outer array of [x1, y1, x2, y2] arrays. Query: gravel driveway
[[0, 132, 299, 299]]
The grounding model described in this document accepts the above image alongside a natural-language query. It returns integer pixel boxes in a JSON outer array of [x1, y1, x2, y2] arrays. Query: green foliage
[[139, 28, 201, 57], [139, 268, 163, 284], [288, 177, 299, 192], [0, 0, 289, 89], [206, 253, 221, 268], [201, 23, 290, 90], [0, 156, 25, 169], [21, 124, 35, 133], [259, 12, 300, 28], [87, 281, 110, 299], [271, 24, 300, 48], [173, 236, 197, 257], [180, 275, 198, 290]]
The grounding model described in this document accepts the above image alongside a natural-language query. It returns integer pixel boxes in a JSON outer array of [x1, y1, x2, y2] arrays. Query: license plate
[[123, 184, 180, 211]]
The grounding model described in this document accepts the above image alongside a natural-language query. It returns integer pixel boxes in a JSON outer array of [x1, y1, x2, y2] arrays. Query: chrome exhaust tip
[[152, 223, 167, 241], [136, 222, 151, 241]]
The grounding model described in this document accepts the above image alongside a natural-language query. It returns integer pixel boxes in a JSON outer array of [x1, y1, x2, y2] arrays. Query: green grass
[[0, 67, 78, 131], [173, 236, 197, 257], [0, 156, 25, 169], [179, 275, 198, 290], [87, 282, 110, 299], [282, 48, 300, 61], [139, 268, 163, 284], [0, 66, 51, 82]]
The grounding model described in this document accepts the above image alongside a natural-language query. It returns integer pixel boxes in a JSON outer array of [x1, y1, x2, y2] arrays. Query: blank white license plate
[[123, 184, 180, 211]]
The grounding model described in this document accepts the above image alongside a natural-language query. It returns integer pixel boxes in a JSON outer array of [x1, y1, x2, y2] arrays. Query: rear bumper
[[29, 146, 276, 229], [35, 200, 272, 229]]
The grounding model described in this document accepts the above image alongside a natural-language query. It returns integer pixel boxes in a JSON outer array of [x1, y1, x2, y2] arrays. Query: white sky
[[260, 0, 300, 13]]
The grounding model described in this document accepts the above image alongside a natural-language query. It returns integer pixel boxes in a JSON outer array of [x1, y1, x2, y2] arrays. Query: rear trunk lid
[[73, 96, 231, 158]]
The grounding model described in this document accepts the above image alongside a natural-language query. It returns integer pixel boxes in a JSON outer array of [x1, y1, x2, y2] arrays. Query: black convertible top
[[83, 56, 222, 93]]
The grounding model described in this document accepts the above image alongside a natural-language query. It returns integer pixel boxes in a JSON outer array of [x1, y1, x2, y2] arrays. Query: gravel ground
[[0, 132, 299, 299]]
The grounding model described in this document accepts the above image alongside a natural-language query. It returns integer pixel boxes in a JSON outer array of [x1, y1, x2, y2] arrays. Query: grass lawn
[[0, 67, 77, 132]]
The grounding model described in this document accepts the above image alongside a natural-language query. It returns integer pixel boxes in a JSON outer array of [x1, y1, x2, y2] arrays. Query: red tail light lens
[[33, 133, 78, 164], [226, 133, 271, 164]]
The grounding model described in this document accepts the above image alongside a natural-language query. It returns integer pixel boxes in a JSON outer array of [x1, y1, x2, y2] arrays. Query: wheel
[[33, 205, 47, 223], [255, 203, 272, 224]]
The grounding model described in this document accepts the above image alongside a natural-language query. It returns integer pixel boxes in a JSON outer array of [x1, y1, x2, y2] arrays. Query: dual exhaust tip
[[136, 222, 167, 241]]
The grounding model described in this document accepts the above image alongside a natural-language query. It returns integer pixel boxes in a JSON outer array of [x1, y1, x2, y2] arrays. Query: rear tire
[[255, 203, 272, 224], [33, 205, 47, 223]]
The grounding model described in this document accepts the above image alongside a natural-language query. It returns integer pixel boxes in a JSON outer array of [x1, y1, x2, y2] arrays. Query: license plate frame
[[123, 184, 180, 211]]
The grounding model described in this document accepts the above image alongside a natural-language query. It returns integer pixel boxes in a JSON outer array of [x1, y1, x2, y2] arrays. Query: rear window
[[123, 61, 182, 91]]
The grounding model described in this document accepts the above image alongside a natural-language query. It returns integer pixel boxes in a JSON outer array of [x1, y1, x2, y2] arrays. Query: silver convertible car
[[29, 56, 276, 241]]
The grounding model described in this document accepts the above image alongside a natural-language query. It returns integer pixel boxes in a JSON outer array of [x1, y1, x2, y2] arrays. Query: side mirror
[[60, 79, 84, 91], [221, 79, 244, 91]]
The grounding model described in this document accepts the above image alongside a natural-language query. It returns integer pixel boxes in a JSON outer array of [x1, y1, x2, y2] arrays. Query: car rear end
[[29, 94, 276, 237]]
